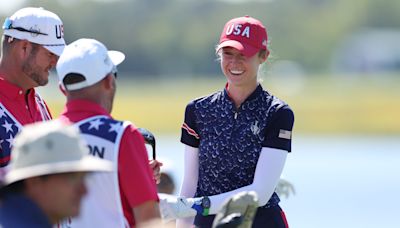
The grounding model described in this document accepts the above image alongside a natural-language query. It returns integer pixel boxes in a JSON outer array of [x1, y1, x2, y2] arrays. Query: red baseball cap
[[216, 16, 268, 57]]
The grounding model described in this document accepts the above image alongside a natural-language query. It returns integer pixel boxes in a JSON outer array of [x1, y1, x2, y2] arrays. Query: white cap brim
[[5, 156, 113, 185], [108, 50, 125, 66], [44, 44, 66, 56]]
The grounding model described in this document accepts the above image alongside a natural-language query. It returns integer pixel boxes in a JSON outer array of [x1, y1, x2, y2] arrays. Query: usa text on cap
[[216, 16, 268, 57]]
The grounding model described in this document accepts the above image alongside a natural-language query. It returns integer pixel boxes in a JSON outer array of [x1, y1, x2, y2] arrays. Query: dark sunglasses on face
[[2, 18, 48, 36]]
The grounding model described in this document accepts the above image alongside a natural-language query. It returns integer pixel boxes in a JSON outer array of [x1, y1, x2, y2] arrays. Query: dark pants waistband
[[194, 204, 289, 228]]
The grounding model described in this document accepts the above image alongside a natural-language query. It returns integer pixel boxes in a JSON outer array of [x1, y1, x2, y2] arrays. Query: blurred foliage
[[1, 0, 400, 75], [3, 0, 400, 135]]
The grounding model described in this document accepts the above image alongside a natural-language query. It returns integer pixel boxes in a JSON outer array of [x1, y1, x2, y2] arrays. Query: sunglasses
[[111, 66, 118, 79], [137, 128, 156, 160], [2, 18, 48, 36]]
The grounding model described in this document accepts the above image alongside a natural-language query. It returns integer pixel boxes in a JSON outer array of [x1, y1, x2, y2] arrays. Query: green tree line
[[2, 0, 400, 76]]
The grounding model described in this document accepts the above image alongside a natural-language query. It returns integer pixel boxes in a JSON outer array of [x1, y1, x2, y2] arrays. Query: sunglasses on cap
[[2, 18, 48, 36]]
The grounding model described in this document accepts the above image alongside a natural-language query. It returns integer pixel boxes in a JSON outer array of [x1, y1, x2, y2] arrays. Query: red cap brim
[[216, 40, 259, 57]]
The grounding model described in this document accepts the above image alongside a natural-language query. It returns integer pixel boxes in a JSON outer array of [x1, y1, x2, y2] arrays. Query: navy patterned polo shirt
[[181, 84, 294, 209]]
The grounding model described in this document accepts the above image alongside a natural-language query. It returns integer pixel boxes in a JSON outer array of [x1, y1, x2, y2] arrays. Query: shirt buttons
[[26, 105, 28, 109], [19, 90, 23, 95]]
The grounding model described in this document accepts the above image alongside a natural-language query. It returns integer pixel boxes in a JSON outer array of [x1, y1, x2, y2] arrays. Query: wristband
[[191, 196, 211, 216], [201, 196, 211, 216]]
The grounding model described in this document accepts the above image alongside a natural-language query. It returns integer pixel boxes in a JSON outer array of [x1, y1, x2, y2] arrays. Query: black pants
[[194, 205, 289, 228]]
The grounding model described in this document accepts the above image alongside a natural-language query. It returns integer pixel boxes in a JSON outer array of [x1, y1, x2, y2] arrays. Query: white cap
[[2, 7, 66, 56], [4, 120, 113, 185], [56, 38, 125, 91]]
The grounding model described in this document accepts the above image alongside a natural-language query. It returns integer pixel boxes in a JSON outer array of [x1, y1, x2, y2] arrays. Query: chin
[[36, 78, 49, 87], [70, 207, 81, 218], [40, 81, 49, 86]]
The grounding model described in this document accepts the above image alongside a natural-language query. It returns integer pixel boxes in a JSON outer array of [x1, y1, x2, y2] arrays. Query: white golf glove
[[158, 193, 198, 222]]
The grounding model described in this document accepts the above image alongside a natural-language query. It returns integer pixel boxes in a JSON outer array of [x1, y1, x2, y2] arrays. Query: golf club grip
[[137, 127, 156, 160], [152, 142, 156, 160]]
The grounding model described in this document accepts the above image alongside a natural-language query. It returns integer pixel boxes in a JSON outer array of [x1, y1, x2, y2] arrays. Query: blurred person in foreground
[[56, 38, 161, 227], [0, 7, 66, 172], [159, 16, 294, 228], [0, 120, 112, 227]]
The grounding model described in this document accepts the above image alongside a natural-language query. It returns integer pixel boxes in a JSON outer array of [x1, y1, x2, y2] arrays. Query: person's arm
[[133, 201, 161, 227], [176, 145, 199, 228], [207, 147, 287, 214], [158, 147, 287, 220], [180, 145, 199, 197], [119, 125, 161, 225], [177, 101, 201, 226]]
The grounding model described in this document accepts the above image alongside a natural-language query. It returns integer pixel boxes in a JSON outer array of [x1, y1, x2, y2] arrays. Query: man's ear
[[103, 74, 114, 90], [58, 82, 67, 96], [18, 40, 31, 57], [259, 50, 269, 64]]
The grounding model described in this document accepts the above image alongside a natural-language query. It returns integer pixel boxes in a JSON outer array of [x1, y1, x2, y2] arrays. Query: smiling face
[[220, 47, 267, 90], [21, 42, 58, 88]]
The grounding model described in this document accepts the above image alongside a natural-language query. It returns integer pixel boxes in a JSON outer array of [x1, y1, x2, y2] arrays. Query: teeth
[[230, 70, 244, 75]]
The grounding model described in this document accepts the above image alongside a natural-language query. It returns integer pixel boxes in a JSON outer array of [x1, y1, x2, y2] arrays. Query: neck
[[227, 82, 258, 108], [67, 89, 111, 113], [0, 58, 30, 91], [25, 189, 60, 225]]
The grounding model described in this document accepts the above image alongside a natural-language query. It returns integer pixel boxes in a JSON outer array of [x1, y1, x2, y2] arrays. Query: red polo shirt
[[0, 77, 52, 124], [0, 76, 52, 167], [59, 99, 159, 227]]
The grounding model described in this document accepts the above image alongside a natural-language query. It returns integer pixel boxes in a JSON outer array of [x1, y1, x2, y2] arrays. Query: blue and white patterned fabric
[[70, 115, 130, 228], [77, 115, 123, 144], [0, 193, 53, 228], [181, 84, 294, 208], [0, 104, 23, 168]]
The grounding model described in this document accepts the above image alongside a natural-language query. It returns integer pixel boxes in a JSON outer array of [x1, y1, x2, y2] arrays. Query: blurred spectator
[[157, 172, 176, 194], [0, 120, 112, 227]]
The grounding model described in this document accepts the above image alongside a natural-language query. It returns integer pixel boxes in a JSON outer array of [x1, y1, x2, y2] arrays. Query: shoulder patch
[[278, 129, 292, 140]]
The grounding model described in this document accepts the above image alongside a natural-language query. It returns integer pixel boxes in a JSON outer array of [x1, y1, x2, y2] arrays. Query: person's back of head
[[56, 38, 125, 112]]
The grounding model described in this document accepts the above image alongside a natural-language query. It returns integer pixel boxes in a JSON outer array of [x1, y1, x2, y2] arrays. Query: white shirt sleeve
[[176, 145, 199, 228], [207, 147, 287, 214]]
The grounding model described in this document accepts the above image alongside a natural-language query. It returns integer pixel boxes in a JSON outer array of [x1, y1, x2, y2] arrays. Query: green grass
[[43, 74, 400, 135]]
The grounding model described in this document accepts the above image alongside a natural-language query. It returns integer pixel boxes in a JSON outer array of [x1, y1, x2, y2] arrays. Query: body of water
[[154, 135, 400, 228]]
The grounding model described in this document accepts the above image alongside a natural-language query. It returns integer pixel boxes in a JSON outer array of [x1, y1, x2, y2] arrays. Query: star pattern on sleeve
[[0, 105, 23, 167], [0, 108, 6, 118], [2, 120, 14, 134], [5, 134, 14, 146]]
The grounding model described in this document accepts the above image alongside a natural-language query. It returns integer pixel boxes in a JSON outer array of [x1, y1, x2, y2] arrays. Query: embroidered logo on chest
[[250, 120, 260, 136]]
